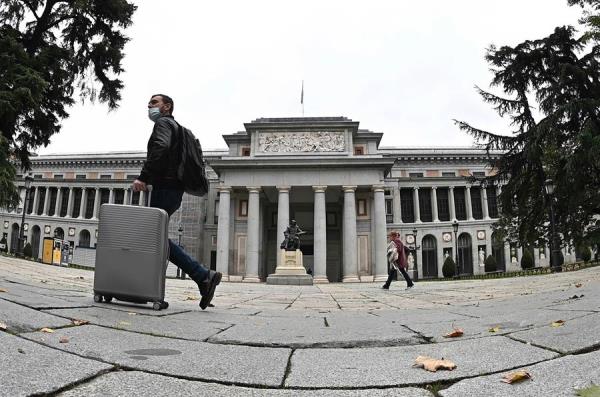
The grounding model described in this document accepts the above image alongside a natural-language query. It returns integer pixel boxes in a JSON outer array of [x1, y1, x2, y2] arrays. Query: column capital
[[247, 186, 261, 194], [342, 185, 357, 192], [449, 186, 455, 190], [431, 186, 437, 190], [371, 185, 385, 193], [277, 185, 291, 192], [217, 185, 232, 193], [312, 185, 327, 193], [413, 186, 420, 190]]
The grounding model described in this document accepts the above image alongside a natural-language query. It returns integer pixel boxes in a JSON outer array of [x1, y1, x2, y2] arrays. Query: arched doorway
[[10, 223, 20, 253], [31, 225, 41, 259], [458, 232, 473, 275], [79, 229, 91, 247], [491, 231, 505, 272], [54, 227, 64, 239], [421, 235, 438, 278]]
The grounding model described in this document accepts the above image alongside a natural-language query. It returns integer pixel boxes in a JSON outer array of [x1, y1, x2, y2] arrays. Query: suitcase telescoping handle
[[129, 185, 153, 207]]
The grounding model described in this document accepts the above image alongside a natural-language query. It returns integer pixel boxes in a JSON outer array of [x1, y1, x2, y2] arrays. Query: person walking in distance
[[382, 231, 414, 290], [133, 94, 221, 310]]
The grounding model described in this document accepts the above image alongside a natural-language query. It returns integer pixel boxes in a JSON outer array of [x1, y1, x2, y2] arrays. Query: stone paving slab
[[286, 336, 558, 388], [0, 331, 112, 397], [59, 371, 434, 396], [510, 312, 600, 354], [0, 279, 91, 309], [0, 298, 71, 333], [23, 324, 290, 387], [209, 314, 424, 348], [440, 350, 600, 397], [45, 307, 232, 341]]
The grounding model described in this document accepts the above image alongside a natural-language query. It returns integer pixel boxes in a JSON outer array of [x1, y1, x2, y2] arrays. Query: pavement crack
[[401, 324, 434, 344], [280, 349, 295, 387], [203, 323, 235, 342], [323, 317, 330, 327], [30, 367, 119, 397]]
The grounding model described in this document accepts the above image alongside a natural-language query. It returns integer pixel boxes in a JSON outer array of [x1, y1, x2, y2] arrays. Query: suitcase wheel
[[104, 295, 113, 303], [161, 301, 169, 310], [93, 293, 102, 303], [152, 301, 169, 311]]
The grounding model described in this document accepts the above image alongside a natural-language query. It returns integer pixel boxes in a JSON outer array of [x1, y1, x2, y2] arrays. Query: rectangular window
[[34, 174, 43, 179], [385, 198, 393, 224], [53, 174, 64, 179], [100, 174, 112, 179], [241, 147, 251, 156], [400, 188, 415, 223], [418, 188, 433, 222], [473, 171, 486, 177], [126, 174, 139, 179], [357, 199, 367, 216], [442, 172, 456, 177], [238, 199, 248, 217], [454, 187, 467, 220], [437, 188, 450, 221], [409, 172, 424, 178], [76, 174, 86, 179], [353, 146, 364, 155], [471, 188, 483, 219], [487, 186, 499, 218]]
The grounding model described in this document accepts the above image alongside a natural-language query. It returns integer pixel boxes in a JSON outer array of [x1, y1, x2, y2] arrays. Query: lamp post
[[452, 220, 459, 277], [545, 179, 560, 272], [16, 175, 33, 258], [412, 228, 419, 280], [176, 223, 186, 279]]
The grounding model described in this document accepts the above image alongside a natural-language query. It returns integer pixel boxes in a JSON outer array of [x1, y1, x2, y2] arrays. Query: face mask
[[148, 107, 162, 122]]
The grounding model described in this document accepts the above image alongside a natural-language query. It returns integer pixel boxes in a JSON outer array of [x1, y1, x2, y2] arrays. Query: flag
[[300, 80, 304, 104]]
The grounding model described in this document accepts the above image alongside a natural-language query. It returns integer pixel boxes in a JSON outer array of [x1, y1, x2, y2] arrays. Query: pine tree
[[454, 4, 600, 248], [0, 0, 137, 208]]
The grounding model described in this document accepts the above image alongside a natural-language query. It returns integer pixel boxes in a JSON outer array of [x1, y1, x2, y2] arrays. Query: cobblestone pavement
[[1, 255, 599, 396]]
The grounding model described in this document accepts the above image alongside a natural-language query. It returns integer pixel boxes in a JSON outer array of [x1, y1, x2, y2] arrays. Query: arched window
[[79, 229, 91, 248], [457, 233, 473, 275], [10, 223, 20, 253], [491, 231, 505, 272], [421, 235, 438, 278], [54, 227, 64, 239]]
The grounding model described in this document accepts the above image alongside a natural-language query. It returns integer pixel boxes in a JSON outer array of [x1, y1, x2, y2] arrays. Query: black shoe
[[199, 271, 222, 310], [382, 285, 390, 290]]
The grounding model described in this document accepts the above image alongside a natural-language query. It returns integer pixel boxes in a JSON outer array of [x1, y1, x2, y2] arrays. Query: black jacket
[[138, 115, 183, 189]]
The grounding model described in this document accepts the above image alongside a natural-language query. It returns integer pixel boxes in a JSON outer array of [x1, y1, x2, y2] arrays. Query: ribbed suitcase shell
[[94, 204, 169, 305]]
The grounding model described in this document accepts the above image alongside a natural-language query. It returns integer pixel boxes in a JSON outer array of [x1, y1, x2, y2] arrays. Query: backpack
[[173, 123, 209, 196]]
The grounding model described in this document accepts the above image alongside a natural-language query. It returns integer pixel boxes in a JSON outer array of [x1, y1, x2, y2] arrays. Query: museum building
[[1, 117, 567, 282]]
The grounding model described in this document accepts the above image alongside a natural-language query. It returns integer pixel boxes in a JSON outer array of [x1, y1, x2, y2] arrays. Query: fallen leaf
[[576, 384, 600, 397], [575, 283, 582, 288], [59, 336, 69, 343], [0, 288, 7, 293], [117, 321, 131, 327], [413, 355, 457, 372], [443, 327, 464, 338], [72, 319, 89, 326], [127, 312, 137, 316], [17, 348, 25, 354], [551, 320, 566, 327], [0, 322, 7, 330], [501, 370, 532, 384], [40, 280, 48, 284], [184, 295, 199, 301], [40, 328, 55, 333], [488, 326, 501, 333]]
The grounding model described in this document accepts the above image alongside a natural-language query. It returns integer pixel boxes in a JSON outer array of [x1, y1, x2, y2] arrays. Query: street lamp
[[16, 175, 33, 258], [452, 220, 459, 277], [176, 223, 186, 279], [545, 179, 561, 272], [412, 228, 419, 280]]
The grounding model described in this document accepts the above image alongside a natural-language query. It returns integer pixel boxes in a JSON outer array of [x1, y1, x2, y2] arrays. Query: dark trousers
[[149, 188, 209, 284], [383, 266, 414, 288]]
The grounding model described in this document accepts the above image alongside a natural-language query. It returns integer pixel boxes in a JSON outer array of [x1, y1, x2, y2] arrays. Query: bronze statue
[[280, 220, 305, 251]]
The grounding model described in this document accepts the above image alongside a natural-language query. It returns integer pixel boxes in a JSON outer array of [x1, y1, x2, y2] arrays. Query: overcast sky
[[38, 0, 583, 155]]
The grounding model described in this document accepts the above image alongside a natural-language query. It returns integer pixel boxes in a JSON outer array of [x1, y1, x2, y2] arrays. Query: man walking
[[382, 231, 414, 290], [133, 94, 221, 310]]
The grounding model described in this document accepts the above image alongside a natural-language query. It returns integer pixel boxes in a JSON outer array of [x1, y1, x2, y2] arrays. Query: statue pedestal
[[267, 249, 313, 285]]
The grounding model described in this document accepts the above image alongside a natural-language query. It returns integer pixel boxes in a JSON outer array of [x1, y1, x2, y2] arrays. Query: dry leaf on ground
[[184, 295, 199, 301], [501, 370, 532, 384], [127, 312, 137, 316], [40, 328, 55, 333], [443, 327, 464, 338], [72, 319, 89, 326], [40, 280, 48, 283], [0, 288, 7, 293], [488, 326, 501, 333], [575, 283, 583, 288], [413, 355, 457, 372], [117, 321, 131, 327], [59, 336, 69, 343], [551, 320, 566, 327], [0, 322, 7, 330]]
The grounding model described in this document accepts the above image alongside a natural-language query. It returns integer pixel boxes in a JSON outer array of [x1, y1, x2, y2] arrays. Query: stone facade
[[0, 117, 578, 280]]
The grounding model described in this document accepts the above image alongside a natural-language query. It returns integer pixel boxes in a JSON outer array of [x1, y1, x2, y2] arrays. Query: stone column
[[54, 187, 62, 217], [92, 188, 100, 219], [313, 186, 328, 283], [109, 188, 114, 204], [276, 186, 290, 268], [373, 185, 388, 281], [465, 186, 474, 221], [449, 186, 456, 221], [31, 187, 39, 215], [431, 187, 439, 222], [78, 188, 87, 219], [216, 186, 231, 280], [66, 187, 74, 218], [393, 186, 402, 223], [482, 186, 490, 220], [244, 187, 261, 282], [124, 188, 130, 205], [41, 187, 50, 216], [139, 190, 145, 206], [342, 186, 359, 282], [413, 187, 421, 223], [504, 242, 511, 271], [18, 187, 26, 213]]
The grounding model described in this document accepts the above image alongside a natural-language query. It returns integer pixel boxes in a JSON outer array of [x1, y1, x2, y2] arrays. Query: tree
[[484, 255, 497, 272], [521, 249, 534, 270], [0, 0, 137, 208], [455, 2, 600, 249], [442, 256, 456, 278], [568, 0, 600, 41]]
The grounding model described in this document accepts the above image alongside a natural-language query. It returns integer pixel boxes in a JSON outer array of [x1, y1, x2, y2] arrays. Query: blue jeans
[[149, 188, 209, 284]]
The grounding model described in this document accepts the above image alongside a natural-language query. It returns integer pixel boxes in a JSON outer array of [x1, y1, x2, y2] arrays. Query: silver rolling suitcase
[[93, 187, 170, 310]]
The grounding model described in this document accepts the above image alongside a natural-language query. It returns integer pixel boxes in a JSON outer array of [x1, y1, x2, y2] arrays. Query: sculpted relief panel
[[257, 131, 346, 153]]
